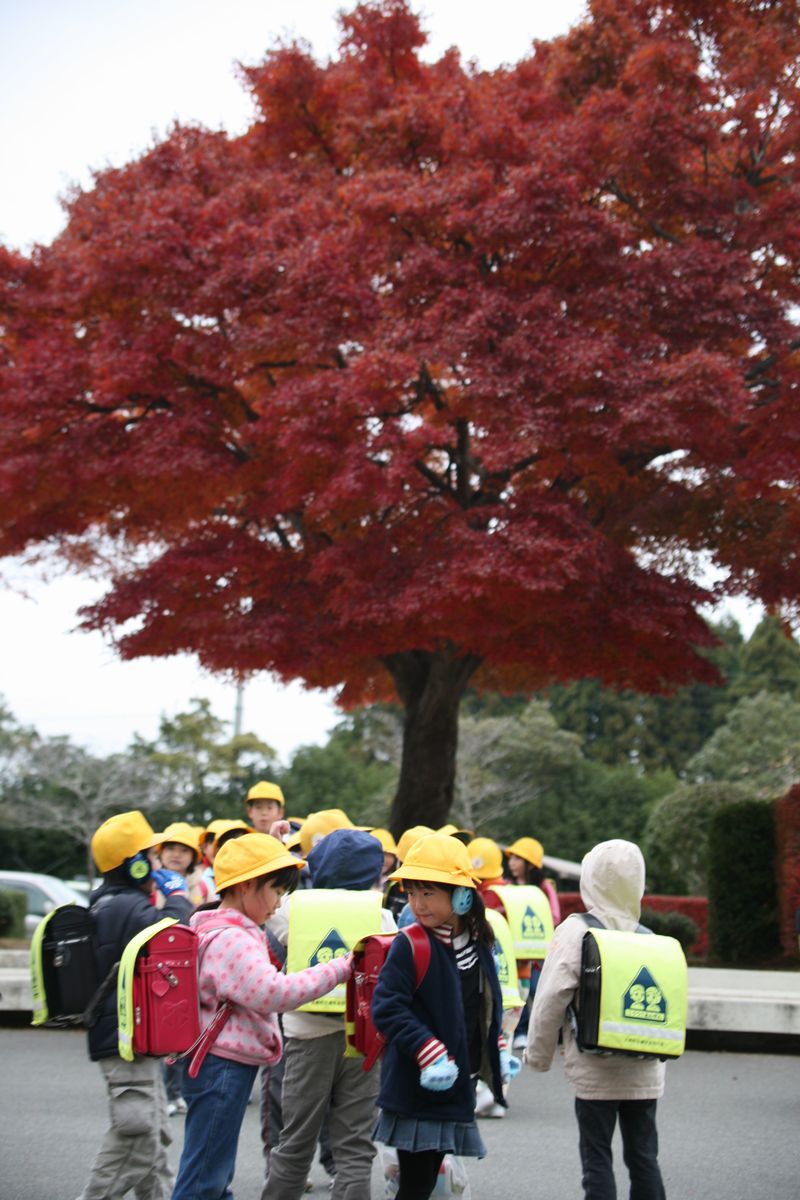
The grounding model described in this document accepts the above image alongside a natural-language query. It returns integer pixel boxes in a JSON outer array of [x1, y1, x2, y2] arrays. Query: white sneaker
[[474, 1081, 494, 1116], [479, 1102, 506, 1119]]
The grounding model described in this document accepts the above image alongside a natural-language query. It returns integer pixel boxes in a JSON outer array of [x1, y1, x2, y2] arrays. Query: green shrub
[[707, 800, 780, 964], [0, 888, 27, 938], [640, 906, 699, 953]]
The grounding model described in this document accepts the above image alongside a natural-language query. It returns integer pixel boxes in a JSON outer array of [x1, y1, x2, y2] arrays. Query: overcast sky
[[0, 0, 758, 761]]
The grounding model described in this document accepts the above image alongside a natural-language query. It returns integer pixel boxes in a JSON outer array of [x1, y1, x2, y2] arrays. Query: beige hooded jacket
[[526, 839, 666, 1100]]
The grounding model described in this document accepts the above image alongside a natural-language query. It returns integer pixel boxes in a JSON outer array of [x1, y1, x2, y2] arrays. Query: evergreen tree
[[730, 616, 800, 701]]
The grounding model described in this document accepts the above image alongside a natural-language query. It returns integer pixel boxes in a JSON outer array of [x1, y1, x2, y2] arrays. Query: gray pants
[[261, 1032, 379, 1200], [77, 1056, 172, 1200]]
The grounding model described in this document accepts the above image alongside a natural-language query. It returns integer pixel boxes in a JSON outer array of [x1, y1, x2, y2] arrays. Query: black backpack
[[31, 904, 102, 1026]]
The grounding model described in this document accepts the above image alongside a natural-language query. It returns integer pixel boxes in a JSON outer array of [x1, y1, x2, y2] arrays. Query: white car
[[0, 870, 89, 936]]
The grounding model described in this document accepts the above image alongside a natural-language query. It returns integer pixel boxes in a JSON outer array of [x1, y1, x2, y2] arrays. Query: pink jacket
[[191, 907, 351, 1067]]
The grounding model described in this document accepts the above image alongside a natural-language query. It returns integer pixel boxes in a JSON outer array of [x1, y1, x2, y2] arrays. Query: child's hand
[[269, 819, 291, 842], [499, 1047, 522, 1084], [151, 868, 188, 898], [420, 1052, 458, 1091]]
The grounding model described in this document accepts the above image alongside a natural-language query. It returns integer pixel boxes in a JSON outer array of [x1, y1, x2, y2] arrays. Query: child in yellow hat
[[171, 833, 354, 1200], [371, 833, 508, 1200]]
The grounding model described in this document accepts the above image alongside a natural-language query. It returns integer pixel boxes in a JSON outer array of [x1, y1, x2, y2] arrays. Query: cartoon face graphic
[[629, 983, 646, 1007]]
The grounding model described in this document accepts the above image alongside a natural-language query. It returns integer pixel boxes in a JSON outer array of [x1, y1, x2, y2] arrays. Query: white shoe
[[512, 1034, 527, 1052], [479, 1102, 506, 1119], [474, 1081, 494, 1116]]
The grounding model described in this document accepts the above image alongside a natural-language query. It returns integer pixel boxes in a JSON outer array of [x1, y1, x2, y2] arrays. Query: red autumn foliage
[[2, 1, 799, 829], [774, 786, 800, 959]]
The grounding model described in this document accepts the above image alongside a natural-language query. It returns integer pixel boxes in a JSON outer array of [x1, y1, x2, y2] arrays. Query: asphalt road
[[1, 1022, 798, 1199]]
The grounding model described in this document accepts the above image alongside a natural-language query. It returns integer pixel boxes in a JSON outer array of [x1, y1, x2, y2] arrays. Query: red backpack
[[118, 919, 231, 1075], [345, 923, 431, 1072]]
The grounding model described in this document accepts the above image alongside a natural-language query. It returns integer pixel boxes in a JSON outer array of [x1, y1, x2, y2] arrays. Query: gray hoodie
[[527, 839, 666, 1100]]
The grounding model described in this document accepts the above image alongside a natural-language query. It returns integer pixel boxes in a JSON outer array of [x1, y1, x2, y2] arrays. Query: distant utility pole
[[233, 681, 244, 739]]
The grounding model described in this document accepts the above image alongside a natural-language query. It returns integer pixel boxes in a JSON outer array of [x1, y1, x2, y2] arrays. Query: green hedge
[[0, 888, 28, 938], [640, 906, 699, 953], [708, 800, 780, 964]]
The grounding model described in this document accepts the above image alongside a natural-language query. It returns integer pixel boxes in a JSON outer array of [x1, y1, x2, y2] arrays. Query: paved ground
[[1, 1023, 798, 1199]]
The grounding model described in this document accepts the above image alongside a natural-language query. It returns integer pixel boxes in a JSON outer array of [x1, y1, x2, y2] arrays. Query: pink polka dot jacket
[[191, 907, 351, 1067]]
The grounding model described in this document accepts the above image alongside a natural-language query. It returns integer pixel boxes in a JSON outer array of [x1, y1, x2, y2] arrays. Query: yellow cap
[[156, 822, 202, 854], [437, 823, 475, 844], [505, 837, 544, 868], [388, 832, 477, 889], [298, 809, 353, 854], [467, 836, 503, 880], [369, 828, 398, 856], [247, 781, 285, 805], [209, 819, 254, 849], [396, 825, 435, 862], [214, 832, 305, 890], [92, 811, 161, 874]]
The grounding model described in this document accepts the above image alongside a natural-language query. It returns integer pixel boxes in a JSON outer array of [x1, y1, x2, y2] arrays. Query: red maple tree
[[2, 0, 799, 832]]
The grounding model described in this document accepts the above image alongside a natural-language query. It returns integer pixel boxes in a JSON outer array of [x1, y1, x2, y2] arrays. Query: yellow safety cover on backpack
[[485, 907, 523, 1011], [29, 907, 58, 1026], [591, 928, 687, 1058], [117, 918, 178, 1061], [489, 885, 554, 960], [287, 891, 383, 1013]]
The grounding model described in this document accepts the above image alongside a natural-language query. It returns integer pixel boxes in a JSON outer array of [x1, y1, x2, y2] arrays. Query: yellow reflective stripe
[[29, 907, 59, 1025]]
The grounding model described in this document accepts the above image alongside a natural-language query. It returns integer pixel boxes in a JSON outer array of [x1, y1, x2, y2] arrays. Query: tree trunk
[[384, 646, 481, 838]]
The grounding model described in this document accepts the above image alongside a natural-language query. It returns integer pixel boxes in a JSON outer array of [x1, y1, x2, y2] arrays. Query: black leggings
[[396, 1149, 445, 1200]]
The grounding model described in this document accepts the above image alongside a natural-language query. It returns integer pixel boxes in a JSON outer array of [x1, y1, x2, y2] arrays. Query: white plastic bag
[[377, 1143, 471, 1199]]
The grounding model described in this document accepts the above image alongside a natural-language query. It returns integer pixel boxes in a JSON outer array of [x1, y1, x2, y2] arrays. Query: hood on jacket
[[579, 839, 646, 928], [306, 828, 383, 890]]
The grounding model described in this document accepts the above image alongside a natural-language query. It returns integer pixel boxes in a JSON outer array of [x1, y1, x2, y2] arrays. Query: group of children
[[75, 785, 670, 1200]]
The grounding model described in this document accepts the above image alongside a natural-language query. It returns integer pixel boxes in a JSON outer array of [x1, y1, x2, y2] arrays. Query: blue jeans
[[575, 1098, 665, 1200], [172, 1053, 258, 1200]]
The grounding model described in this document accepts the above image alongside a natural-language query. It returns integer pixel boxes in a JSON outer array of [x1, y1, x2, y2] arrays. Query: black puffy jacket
[[88, 881, 192, 1061]]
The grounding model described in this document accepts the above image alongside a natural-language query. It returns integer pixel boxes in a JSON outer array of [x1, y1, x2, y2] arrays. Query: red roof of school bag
[[345, 923, 431, 1072]]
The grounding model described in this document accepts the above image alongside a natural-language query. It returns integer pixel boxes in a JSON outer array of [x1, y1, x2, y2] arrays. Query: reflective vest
[[488, 885, 554, 960], [485, 907, 524, 1010], [575, 923, 688, 1058], [287, 890, 384, 1013]]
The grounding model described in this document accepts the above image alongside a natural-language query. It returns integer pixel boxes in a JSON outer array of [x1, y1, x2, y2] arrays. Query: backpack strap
[[176, 925, 235, 1078], [402, 922, 432, 989]]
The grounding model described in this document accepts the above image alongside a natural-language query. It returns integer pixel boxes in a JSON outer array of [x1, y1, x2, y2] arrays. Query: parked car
[[0, 871, 89, 936]]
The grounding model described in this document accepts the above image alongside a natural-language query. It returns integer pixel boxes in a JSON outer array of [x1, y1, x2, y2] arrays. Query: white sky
[[0, 0, 759, 761]]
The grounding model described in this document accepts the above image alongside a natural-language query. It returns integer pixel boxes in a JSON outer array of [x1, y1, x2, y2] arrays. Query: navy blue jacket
[[371, 924, 505, 1122], [88, 881, 192, 1061]]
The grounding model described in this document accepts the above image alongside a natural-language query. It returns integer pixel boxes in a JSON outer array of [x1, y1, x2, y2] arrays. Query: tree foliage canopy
[[2, 0, 799, 827]]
